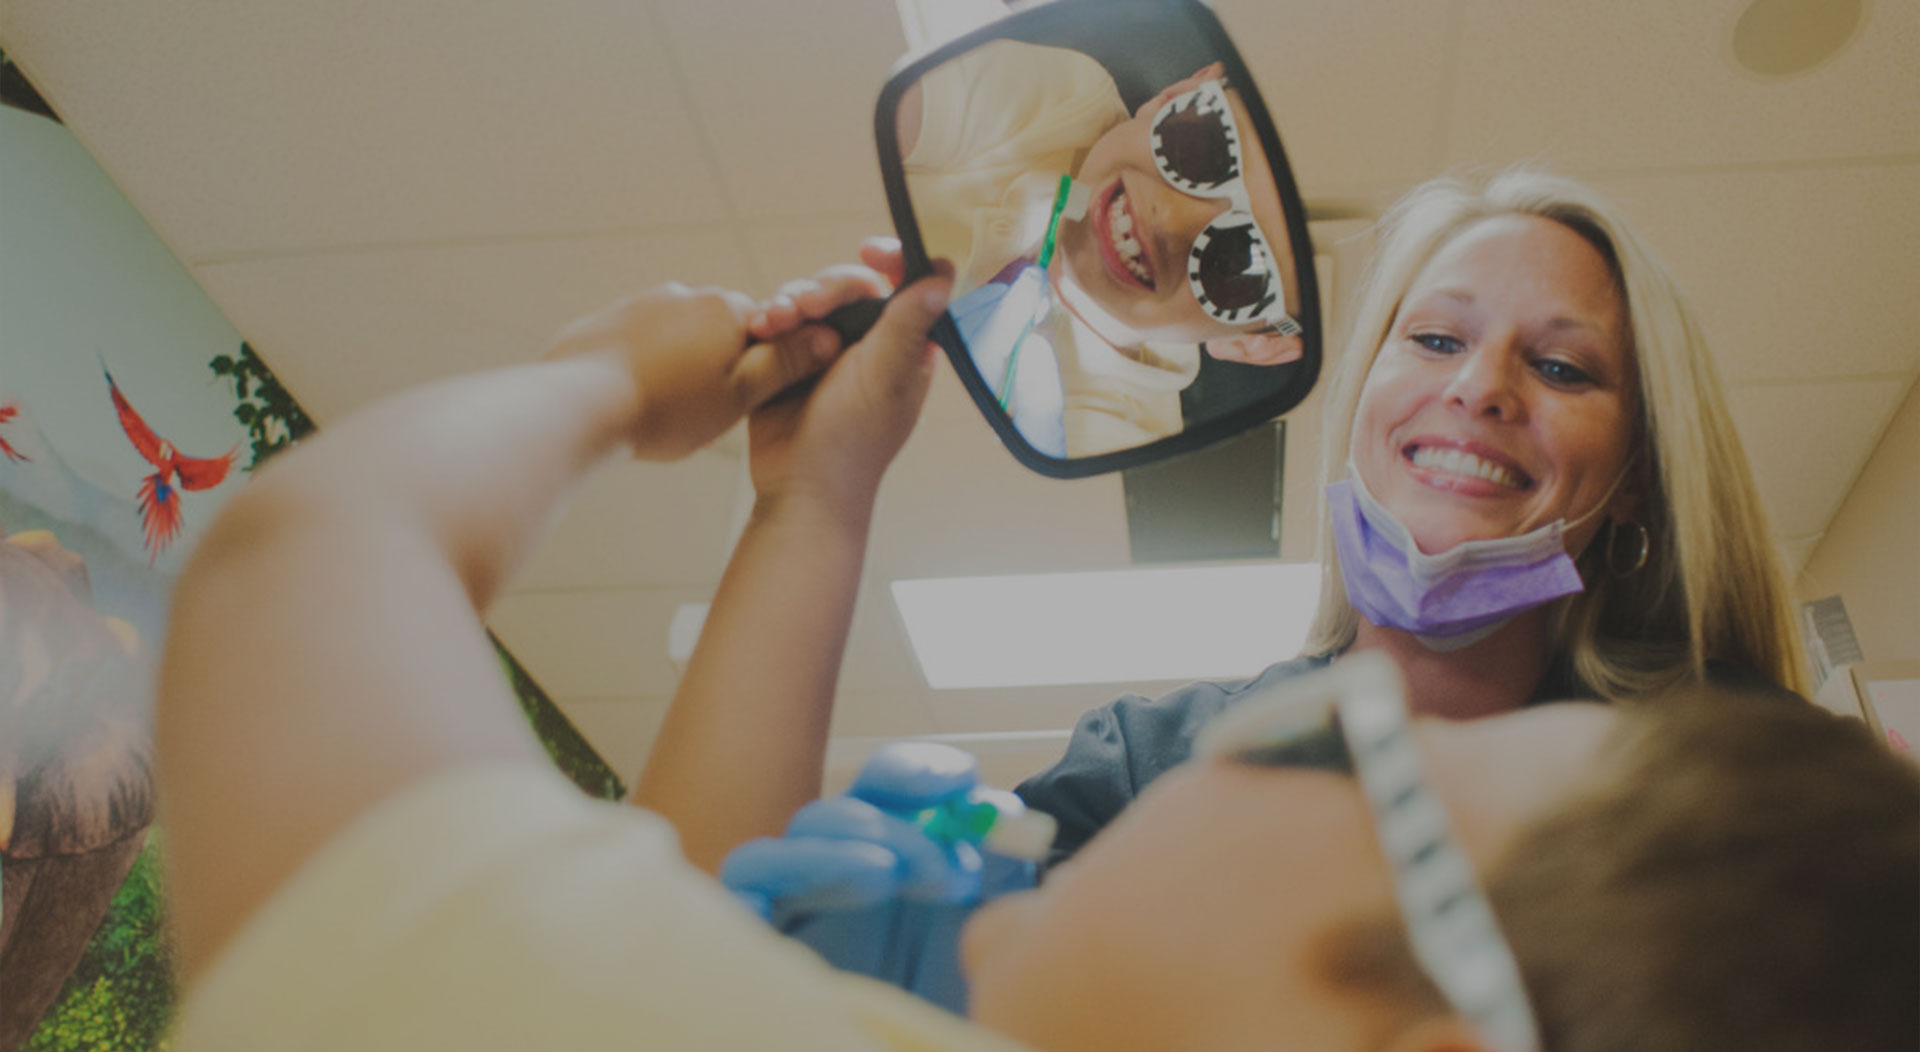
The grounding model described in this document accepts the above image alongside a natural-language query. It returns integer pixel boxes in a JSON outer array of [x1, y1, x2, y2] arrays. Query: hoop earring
[[1607, 520, 1650, 578]]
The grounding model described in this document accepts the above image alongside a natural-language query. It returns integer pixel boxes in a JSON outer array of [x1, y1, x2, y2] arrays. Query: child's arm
[[155, 272, 947, 983], [632, 242, 952, 873]]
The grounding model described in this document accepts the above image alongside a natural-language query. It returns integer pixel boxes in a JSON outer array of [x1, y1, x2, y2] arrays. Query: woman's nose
[[1443, 342, 1525, 421], [1154, 184, 1228, 247]]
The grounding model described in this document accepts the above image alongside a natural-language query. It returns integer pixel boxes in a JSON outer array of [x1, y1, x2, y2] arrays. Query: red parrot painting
[[103, 368, 238, 561], [0, 403, 28, 462]]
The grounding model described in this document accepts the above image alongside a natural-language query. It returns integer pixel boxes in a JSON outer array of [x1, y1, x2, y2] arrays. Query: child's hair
[[1, 536, 153, 856], [1323, 692, 1920, 1051]]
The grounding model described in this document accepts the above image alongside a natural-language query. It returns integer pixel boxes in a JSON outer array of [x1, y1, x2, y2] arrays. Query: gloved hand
[[721, 742, 1049, 1012]]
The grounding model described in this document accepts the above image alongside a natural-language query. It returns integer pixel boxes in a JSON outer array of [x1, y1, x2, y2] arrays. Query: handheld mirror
[[868, 0, 1320, 477]]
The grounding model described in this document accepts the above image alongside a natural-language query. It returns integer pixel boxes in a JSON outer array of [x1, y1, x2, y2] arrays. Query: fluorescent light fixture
[[892, 564, 1322, 689]]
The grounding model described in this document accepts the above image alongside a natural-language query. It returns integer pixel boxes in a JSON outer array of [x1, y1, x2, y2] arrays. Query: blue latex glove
[[721, 743, 1041, 1012]]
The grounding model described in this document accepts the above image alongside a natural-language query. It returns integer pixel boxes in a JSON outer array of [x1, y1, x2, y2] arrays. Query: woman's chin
[[1398, 513, 1514, 556]]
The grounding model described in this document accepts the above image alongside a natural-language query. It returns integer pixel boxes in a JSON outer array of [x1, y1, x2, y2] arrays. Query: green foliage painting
[[24, 840, 172, 1052], [208, 343, 316, 470], [1, 48, 60, 123], [500, 642, 627, 802]]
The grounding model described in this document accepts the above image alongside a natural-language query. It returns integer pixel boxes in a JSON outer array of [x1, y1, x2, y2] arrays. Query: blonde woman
[[1016, 169, 1808, 860], [1311, 171, 1800, 695]]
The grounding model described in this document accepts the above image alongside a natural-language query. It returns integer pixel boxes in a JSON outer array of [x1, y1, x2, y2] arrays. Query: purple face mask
[[1326, 470, 1588, 651]]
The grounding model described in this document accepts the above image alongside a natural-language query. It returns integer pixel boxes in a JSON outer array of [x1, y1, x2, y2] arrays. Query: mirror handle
[[822, 297, 888, 345]]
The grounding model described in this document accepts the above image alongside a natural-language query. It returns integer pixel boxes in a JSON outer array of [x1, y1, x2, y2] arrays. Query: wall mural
[[1, 50, 620, 1051]]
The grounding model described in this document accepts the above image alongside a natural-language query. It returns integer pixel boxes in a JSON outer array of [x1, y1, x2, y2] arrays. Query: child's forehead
[[1195, 687, 1619, 840], [1141, 758, 1373, 851], [1417, 702, 1620, 768], [1411, 703, 1625, 848]]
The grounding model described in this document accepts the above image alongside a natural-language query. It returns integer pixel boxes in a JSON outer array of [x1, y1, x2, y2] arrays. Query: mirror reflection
[[889, 8, 1313, 465]]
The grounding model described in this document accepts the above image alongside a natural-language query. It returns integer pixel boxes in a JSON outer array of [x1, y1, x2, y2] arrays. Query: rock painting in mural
[[0, 492, 156, 1050]]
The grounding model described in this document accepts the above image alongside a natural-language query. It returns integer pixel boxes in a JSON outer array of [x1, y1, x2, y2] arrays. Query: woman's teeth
[[1410, 446, 1525, 489], [1107, 191, 1152, 287]]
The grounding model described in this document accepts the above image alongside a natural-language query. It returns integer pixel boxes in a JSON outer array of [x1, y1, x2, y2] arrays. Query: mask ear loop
[[1565, 456, 1636, 532]]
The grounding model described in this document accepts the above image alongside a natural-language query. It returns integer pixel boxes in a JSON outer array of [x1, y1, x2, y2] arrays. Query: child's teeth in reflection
[[1107, 192, 1151, 285]]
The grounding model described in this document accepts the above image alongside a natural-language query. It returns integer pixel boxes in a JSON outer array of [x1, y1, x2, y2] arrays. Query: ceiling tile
[[1210, 0, 1458, 201], [0, 0, 731, 256], [827, 687, 938, 740], [741, 214, 900, 286], [550, 696, 671, 788], [489, 586, 709, 699], [1590, 164, 1920, 382], [192, 228, 756, 421], [866, 412, 1131, 579], [651, 0, 905, 219], [1779, 533, 1825, 576], [1726, 375, 1911, 538], [1445, 0, 1920, 173], [518, 454, 741, 592]]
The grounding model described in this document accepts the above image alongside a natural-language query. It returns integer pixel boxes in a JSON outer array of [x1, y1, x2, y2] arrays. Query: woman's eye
[[1534, 358, 1594, 387], [1409, 333, 1462, 354]]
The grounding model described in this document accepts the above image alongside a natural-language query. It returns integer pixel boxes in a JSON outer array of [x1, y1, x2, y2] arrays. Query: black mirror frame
[[871, 0, 1321, 479]]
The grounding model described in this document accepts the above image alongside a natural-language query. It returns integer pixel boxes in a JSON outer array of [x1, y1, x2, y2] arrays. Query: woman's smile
[[1402, 436, 1534, 495]]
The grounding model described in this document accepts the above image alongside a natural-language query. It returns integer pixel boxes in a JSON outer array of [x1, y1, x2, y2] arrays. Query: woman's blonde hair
[[1303, 169, 1808, 698]]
